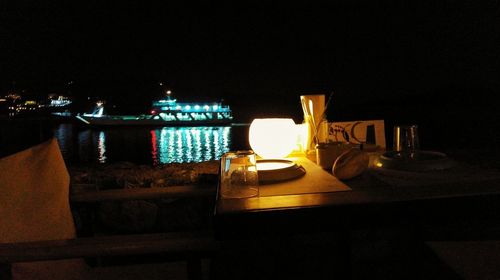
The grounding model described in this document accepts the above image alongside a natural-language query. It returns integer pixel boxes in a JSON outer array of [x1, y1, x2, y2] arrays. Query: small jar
[[315, 142, 349, 170]]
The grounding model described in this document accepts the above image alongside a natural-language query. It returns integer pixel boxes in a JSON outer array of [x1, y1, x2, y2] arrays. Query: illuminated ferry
[[76, 95, 233, 126]]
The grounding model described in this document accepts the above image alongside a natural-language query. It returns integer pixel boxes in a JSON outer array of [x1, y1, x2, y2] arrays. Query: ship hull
[[76, 115, 233, 127]]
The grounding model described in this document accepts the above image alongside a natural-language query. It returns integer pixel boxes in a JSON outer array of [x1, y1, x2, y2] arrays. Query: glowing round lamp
[[249, 118, 297, 159]]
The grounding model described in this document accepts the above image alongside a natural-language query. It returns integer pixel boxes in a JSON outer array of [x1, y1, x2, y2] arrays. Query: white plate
[[257, 159, 306, 184], [374, 150, 456, 172]]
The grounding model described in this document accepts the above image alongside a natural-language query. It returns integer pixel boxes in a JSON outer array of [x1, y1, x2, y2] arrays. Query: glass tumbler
[[220, 150, 259, 199], [393, 125, 420, 158]]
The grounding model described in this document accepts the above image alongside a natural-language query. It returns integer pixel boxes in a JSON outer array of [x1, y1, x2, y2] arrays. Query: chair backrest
[[0, 138, 87, 279]]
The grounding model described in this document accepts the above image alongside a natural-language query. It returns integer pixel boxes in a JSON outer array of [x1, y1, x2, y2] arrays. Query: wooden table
[[216, 156, 500, 237], [213, 156, 500, 279]]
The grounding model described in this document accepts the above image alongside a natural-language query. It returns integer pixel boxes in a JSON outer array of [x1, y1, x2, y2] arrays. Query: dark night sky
[[2, 2, 500, 128]]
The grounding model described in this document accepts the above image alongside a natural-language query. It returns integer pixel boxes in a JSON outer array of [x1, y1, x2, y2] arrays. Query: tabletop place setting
[[218, 93, 465, 203]]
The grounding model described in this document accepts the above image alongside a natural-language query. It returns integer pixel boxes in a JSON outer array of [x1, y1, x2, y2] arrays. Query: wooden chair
[[0, 138, 218, 280]]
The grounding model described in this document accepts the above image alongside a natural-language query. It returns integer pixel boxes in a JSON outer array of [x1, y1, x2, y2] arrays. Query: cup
[[393, 125, 420, 158], [316, 142, 350, 170], [220, 150, 259, 199]]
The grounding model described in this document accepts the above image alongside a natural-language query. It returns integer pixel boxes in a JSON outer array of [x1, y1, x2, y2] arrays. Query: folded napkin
[[0, 138, 88, 280]]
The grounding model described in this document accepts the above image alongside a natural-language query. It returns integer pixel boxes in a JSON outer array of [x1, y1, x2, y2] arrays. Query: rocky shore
[[69, 161, 219, 234], [70, 161, 220, 189]]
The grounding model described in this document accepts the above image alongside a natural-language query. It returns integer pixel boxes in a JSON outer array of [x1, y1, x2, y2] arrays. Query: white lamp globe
[[249, 118, 297, 159]]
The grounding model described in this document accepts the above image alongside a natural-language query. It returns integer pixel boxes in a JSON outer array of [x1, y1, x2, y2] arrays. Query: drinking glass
[[393, 125, 420, 158], [220, 150, 259, 198]]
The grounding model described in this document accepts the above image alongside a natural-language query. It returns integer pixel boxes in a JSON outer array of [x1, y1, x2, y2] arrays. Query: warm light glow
[[257, 161, 294, 170], [249, 118, 297, 159]]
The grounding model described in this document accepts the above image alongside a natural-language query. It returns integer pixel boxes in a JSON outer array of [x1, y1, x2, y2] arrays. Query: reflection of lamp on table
[[249, 118, 306, 184]]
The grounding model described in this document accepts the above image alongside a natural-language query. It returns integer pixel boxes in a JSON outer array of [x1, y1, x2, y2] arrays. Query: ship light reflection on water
[[97, 131, 107, 163], [151, 126, 231, 165], [54, 124, 233, 165]]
